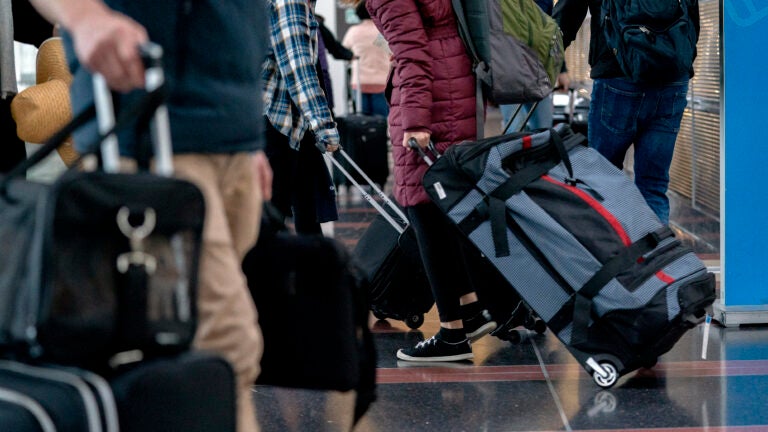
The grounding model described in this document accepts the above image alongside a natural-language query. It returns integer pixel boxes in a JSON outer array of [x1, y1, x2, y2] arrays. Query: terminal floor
[[251, 184, 768, 432]]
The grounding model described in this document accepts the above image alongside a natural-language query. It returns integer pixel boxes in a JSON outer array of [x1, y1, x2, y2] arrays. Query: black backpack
[[601, 0, 699, 83]]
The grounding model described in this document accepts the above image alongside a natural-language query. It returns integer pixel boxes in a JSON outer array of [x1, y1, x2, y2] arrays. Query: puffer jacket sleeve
[[368, 0, 432, 132]]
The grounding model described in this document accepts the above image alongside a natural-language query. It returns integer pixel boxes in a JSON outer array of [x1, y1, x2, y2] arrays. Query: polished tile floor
[[252, 116, 768, 432]]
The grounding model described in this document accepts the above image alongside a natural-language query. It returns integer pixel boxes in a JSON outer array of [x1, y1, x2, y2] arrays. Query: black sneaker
[[463, 309, 497, 342], [396, 334, 473, 362]]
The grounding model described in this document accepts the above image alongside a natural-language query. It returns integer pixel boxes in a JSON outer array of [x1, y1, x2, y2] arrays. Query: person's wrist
[[60, 0, 109, 31], [316, 124, 340, 147]]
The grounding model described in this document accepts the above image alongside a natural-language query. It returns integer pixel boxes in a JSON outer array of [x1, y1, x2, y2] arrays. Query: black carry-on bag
[[327, 150, 434, 329], [419, 124, 716, 388], [0, 44, 204, 372]]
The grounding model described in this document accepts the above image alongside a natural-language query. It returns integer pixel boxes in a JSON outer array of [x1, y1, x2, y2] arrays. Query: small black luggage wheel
[[405, 314, 424, 329], [532, 318, 547, 334], [592, 361, 619, 388], [373, 310, 387, 321]]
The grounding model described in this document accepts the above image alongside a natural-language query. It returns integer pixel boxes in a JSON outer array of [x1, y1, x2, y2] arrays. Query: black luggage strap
[[570, 226, 675, 347], [480, 130, 579, 258], [488, 130, 578, 201]]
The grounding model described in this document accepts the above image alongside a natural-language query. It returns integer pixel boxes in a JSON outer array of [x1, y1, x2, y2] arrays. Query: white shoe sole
[[396, 350, 474, 362]]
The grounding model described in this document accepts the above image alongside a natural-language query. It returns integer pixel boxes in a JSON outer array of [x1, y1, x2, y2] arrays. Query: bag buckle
[[116, 206, 157, 274]]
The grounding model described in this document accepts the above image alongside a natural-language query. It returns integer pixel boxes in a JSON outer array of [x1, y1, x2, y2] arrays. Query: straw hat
[[11, 37, 78, 166]]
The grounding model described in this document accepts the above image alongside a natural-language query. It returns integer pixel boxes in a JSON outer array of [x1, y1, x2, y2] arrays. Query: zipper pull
[[565, 178, 605, 201]]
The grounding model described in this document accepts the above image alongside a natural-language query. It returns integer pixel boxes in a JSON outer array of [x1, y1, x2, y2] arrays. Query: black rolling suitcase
[[419, 125, 716, 388], [333, 60, 390, 189], [327, 150, 433, 329], [335, 115, 389, 188]]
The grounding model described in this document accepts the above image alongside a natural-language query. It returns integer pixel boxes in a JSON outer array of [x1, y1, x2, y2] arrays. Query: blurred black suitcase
[[109, 351, 236, 432], [335, 114, 389, 189], [333, 60, 389, 189], [242, 203, 377, 425]]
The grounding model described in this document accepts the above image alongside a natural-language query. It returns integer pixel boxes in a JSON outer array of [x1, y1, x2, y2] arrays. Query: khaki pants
[[174, 153, 263, 432]]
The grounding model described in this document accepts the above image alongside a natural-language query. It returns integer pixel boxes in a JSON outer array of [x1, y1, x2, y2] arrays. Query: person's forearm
[[29, 0, 109, 30]]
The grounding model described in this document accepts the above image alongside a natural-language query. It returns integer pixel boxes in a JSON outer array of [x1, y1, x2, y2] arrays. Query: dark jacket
[[553, 0, 625, 79], [65, 0, 266, 155], [368, 0, 476, 207], [553, 0, 697, 81]]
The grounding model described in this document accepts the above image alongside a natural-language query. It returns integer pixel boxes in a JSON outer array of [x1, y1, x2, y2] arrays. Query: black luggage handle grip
[[407, 138, 439, 166]]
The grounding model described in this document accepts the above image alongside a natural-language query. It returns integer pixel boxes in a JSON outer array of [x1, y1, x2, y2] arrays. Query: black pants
[[264, 120, 336, 235], [407, 202, 475, 323]]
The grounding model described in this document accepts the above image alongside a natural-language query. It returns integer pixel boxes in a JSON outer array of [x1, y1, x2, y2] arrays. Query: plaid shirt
[[263, 0, 339, 150]]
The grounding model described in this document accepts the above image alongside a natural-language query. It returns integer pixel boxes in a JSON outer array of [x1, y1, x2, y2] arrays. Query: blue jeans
[[499, 94, 554, 133], [588, 78, 689, 224], [357, 91, 389, 117]]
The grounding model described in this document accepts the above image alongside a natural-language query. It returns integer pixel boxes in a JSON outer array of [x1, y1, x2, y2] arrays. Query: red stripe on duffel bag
[[541, 175, 632, 246], [655, 270, 675, 284], [522, 135, 532, 149]]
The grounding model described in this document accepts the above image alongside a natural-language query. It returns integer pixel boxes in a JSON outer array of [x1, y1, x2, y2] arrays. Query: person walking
[[553, 0, 698, 224], [29, 1, 273, 430], [342, 1, 391, 118], [263, 0, 341, 236], [356, 0, 497, 362]]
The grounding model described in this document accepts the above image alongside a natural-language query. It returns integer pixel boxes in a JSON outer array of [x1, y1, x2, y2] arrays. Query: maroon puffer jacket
[[368, 0, 476, 207]]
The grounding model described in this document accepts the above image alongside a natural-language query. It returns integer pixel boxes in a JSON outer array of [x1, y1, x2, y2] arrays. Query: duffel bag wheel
[[532, 319, 547, 334], [593, 362, 619, 389], [405, 314, 424, 329], [373, 311, 387, 321]]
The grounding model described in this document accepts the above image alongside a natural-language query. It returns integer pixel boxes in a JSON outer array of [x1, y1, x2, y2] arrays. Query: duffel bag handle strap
[[571, 227, 675, 347], [549, 128, 574, 181]]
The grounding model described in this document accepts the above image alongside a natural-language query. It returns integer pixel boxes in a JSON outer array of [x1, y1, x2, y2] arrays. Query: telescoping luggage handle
[[94, 42, 173, 176], [325, 150, 410, 235]]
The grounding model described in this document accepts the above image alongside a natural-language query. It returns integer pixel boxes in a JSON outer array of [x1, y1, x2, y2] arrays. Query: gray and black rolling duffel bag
[[419, 124, 716, 388]]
